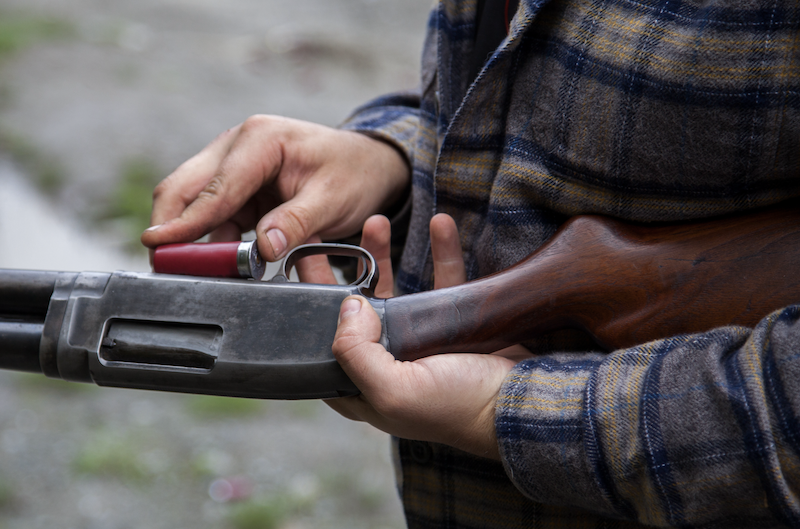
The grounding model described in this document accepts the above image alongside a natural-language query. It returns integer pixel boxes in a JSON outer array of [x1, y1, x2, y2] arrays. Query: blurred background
[[0, 0, 430, 527]]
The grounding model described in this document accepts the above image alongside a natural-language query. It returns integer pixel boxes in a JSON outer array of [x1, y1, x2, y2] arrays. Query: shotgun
[[1, 203, 799, 399]]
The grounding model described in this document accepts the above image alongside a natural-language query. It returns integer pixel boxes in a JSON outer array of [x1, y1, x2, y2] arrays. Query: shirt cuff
[[495, 353, 620, 517], [339, 91, 420, 168]]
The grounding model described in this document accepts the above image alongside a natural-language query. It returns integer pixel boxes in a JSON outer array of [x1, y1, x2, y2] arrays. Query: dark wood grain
[[385, 203, 800, 360]]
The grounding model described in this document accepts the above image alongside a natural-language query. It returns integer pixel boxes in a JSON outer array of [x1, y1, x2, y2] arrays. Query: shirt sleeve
[[338, 91, 421, 169], [496, 305, 800, 527]]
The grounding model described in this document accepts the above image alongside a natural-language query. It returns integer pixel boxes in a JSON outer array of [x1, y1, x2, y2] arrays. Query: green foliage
[[72, 430, 152, 482], [226, 490, 321, 529], [14, 372, 96, 395], [226, 498, 289, 529], [185, 395, 265, 419], [279, 400, 321, 419], [0, 11, 74, 59], [0, 130, 65, 196], [97, 156, 163, 251], [190, 452, 225, 478], [113, 157, 161, 225], [0, 472, 19, 512]]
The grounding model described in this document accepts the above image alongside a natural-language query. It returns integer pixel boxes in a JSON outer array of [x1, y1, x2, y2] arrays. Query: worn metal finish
[[0, 243, 385, 399]]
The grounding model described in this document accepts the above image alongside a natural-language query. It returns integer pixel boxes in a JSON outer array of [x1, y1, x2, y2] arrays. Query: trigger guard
[[271, 243, 379, 295]]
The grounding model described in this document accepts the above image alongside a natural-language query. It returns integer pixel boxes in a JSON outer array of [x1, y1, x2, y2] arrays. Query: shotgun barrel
[[0, 270, 78, 373]]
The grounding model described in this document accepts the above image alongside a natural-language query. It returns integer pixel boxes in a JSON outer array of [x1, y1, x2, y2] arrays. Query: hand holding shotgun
[[2, 203, 800, 457], [5, 111, 800, 462], [306, 205, 800, 459], [323, 213, 531, 460]]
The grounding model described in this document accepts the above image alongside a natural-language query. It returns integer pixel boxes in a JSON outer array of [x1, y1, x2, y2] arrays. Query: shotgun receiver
[[2, 203, 799, 399]]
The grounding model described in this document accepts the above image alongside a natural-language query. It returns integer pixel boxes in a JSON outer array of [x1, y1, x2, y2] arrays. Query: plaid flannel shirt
[[341, 0, 800, 526]]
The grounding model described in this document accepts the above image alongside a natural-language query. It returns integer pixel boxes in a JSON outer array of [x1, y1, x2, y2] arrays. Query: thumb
[[331, 296, 394, 391], [255, 193, 329, 261]]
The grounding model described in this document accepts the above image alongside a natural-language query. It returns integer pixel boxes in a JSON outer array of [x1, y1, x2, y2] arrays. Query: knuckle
[[240, 114, 296, 144], [331, 334, 348, 354], [183, 174, 234, 219], [197, 174, 227, 201], [240, 114, 275, 134], [331, 330, 360, 357], [152, 157, 201, 202], [151, 178, 170, 201], [282, 206, 314, 242]]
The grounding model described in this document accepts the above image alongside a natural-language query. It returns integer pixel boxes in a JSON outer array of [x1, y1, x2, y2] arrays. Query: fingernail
[[144, 224, 162, 232], [339, 298, 362, 323], [266, 229, 287, 259]]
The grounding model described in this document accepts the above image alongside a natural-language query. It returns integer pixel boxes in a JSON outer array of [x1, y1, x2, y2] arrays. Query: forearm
[[497, 305, 800, 527]]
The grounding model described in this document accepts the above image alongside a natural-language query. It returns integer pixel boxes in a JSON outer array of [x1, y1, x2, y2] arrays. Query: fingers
[[323, 397, 365, 422], [295, 235, 338, 285], [150, 125, 241, 228], [254, 198, 317, 261], [142, 115, 411, 266], [144, 120, 284, 249], [208, 221, 244, 243], [295, 254, 338, 285], [331, 296, 420, 426], [330, 295, 513, 459], [331, 297, 395, 394], [251, 127, 409, 262], [430, 213, 466, 289], [293, 215, 394, 288], [142, 125, 244, 247], [360, 215, 394, 298]]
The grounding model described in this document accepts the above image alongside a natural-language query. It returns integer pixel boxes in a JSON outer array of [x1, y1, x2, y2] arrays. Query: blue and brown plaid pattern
[[342, 0, 800, 525], [498, 311, 800, 527]]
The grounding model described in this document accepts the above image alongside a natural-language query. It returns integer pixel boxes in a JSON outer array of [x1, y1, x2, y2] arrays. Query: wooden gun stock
[[384, 203, 800, 360]]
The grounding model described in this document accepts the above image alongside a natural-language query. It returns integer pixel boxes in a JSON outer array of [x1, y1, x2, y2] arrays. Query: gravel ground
[[0, 0, 432, 527]]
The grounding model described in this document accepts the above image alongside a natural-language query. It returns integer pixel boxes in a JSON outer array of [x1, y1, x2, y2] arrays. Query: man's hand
[[326, 214, 529, 460], [140, 116, 409, 261]]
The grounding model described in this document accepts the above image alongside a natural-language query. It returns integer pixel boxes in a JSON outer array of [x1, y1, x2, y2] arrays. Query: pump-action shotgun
[[1, 203, 799, 399]]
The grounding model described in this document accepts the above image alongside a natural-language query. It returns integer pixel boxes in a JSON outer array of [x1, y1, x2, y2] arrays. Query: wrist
[[355, 131, 412, 215], [453, 400, 502, 460]]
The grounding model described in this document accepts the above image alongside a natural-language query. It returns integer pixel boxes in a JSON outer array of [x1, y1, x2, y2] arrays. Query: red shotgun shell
[[153, 240, 266, 280]]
